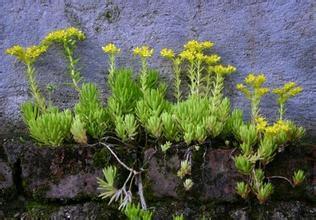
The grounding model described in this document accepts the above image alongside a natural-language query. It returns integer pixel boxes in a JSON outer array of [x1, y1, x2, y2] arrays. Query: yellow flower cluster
[[160, 48, 175, 59], [6, 44, 48, 64], [184, 40, 214, 52], [102, 43, 120, 55], [133, 46, 154, 58], [237, 73, 269, 97], [179, 49, 195, 62], [179, 40, 218, 64], [265, 120, 289, 136], [245, 73, 266, 88], [42, 27, 85, 45], [209, 64, 236, 76], [204, 54, 221, 65], [255, 116, 268, 132], [273, 82, 302, 100]]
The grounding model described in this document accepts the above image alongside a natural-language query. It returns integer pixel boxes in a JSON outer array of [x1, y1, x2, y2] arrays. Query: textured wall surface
[[0, 0, 315, 140]]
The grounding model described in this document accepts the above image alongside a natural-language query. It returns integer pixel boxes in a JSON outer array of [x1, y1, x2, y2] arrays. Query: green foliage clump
[[75, 83, 108, 139], [97, 166, 117, 200], [124, 203, 153, 220], [22, 105, 72, 147], [70, 115, 87, 144], [293, 169, 305, 186], [136, 88, 169, 139], [115, 114, 138, 142], [107, 68, 141, 118]]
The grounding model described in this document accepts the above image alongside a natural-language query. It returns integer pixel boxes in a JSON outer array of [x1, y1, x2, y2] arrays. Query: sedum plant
[[136, 88, 169, 139], [124, 203, 153, 220], [236, 73, 269, 122], [183, 178, 194, 191], [173, 214, 184, 220], [133, 46, 154, 93], [107, 68, 141, 117], [293, 170, 305, 186], [115, 114, 138, 142], [75, 83, 108, 139], [25, 108, 72, 147], [97, 166, 118, 201], [42, 27, 85, 91], [102, 43, 121, 86], [70, 115, 87, 144], [273, 82, 302, 120], [6, 44, 48, 112], [235, 181, 250, 199], [177, 159, 191, 179], [234, 75, 306, 204]]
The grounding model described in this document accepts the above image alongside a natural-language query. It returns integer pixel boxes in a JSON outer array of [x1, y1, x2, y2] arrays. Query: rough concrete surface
[[0, 0, 315, 140]]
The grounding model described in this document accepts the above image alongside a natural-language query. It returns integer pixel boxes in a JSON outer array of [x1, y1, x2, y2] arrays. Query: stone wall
[[0, 0, 315, 140]]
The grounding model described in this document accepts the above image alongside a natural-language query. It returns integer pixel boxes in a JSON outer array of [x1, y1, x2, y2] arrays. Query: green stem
[[108, 54, 115, 86], [188, 62, 196, 96], [279, 103, 285, 120], [26, 63, 46, 112], [251, 96, 259, 123], [64, 44, 81, 92], [140, 58, 148, 93], [212, 73, 224, 108], [196, 60, 202, 95], [173, 60, 181, 102]]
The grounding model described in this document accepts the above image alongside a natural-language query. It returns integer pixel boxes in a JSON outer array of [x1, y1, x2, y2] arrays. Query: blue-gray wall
[[0, 0, 315, 140]]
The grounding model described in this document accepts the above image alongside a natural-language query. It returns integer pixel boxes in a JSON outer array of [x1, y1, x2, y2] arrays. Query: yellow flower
[[265, 120, 289, 135], [273, 81, 302, 104], [284, 82, 296, 91], [236, 83, 250, 97], [255, 117, 268, 132], [204, 54, 221, 65], [254, 74, 266, 87], [133, 46, 154, 58], [184, 40, 201, 52], [200, 41, 214, 49], [6, 44, 48, 64], [236, 83, 245, 90], [42, 27, 85, 45], [211, 64, 236, 76], [6, 45, 24, 58], [195, 52, 205, 61], [245, 73, 266, 88], [102, 43, 120, 55], [160, 48, 175, 59], [289, 86, 302, 96], [245, 73, 256, 84], [179, 49, 195, 62], [257, 87, 270, 96]]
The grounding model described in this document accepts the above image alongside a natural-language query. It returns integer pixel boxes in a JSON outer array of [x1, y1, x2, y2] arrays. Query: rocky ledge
[[0, 137, 315, 219]]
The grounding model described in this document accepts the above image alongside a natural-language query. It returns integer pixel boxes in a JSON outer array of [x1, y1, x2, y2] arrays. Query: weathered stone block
[[145, 144, 315, 203]]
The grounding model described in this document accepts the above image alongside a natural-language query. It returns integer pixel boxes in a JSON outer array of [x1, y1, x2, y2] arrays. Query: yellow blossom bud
[[133, 46, 154, 58], [102, 43, 120, 55], [204, 54, 221, 65], [211, 64, 236, 76], [200, 41, 214, 49], [160, 48, 175, 59], [42, 27, 85, 45], [195, 53, 205, 61], [6, 44, 48, 64], [255, 117, 268, 132], [257, 87, 270, 96], [179, 49, 195, 62], [184, 40, 201, 52]]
